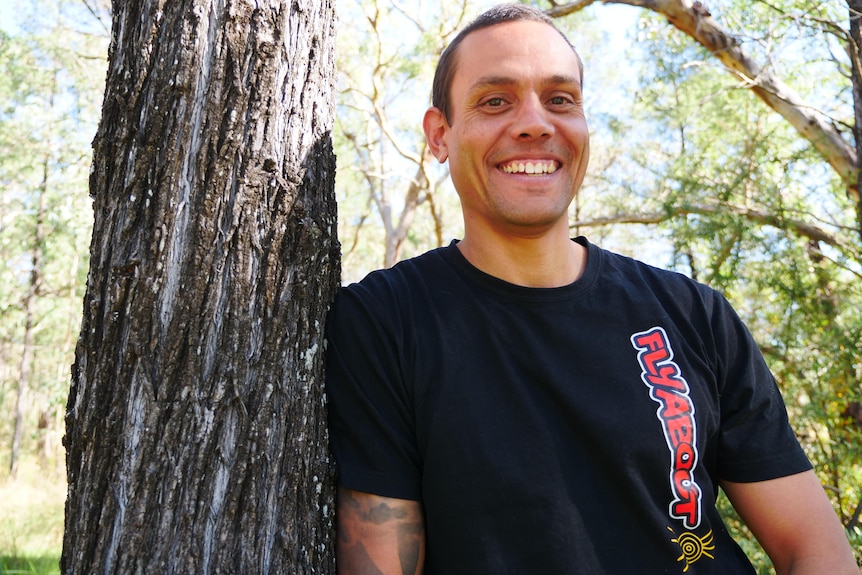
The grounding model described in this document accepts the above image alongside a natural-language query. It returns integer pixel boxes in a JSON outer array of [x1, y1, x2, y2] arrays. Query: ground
[[0, 457, 64, 575]]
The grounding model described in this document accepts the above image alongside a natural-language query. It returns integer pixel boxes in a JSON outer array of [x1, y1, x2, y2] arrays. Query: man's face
[[425, 20, 590, 239]]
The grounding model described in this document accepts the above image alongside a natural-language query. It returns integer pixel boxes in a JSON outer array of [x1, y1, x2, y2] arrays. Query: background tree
[[61, 0, 339, 572], [548, 1, 859, 206], [334, 0, 472, 280], [0, 0, 105, 479]]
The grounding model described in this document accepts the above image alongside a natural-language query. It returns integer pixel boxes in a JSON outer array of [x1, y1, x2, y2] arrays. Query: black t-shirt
[[326, 238, 811, 574]]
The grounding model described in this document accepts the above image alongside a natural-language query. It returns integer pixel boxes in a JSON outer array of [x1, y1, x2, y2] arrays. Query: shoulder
[[583, 238, 722, 309], [347, 244, 459, 293], [327, 244, 462, 336], [581, 238, 750, 360], [336, 245, 457, 308]]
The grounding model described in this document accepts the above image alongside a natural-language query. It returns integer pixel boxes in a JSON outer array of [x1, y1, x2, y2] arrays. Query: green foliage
[[574, 2, 862, 567], [0, 1, 106, 465]]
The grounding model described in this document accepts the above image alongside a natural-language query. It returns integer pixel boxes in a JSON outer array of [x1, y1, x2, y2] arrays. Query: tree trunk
[[383, 163, 428, 268], [62, 0, 339, 572], [849, 0, 862, 239], [10, 149, 48, 478]]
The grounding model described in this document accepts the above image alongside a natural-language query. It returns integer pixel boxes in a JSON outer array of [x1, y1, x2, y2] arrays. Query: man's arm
[[722, 470, 858, 575], [336, 487, 426, 575]]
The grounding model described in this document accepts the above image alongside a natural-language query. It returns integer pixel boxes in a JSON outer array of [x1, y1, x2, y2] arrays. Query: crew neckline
[[439, 237, 601, 302]]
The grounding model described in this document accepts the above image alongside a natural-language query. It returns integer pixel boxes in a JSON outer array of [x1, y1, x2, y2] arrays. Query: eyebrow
[[467, 74, 582, 96]]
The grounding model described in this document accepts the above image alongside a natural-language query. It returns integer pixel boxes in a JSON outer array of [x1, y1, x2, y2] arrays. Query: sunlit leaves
[[569, 1, 862, 562], [0, 2, 107, 457]]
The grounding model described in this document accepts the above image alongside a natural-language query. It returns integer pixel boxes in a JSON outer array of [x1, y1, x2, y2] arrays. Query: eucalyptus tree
[[62, 0, 338, 571], [334, 0, 478, 280], [548, 0, 860, 219]]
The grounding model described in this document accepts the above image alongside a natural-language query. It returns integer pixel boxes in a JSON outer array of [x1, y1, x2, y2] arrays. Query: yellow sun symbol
[[667, 527, 715, 572]]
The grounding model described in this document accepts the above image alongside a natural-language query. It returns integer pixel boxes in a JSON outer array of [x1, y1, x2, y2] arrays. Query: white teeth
[[502, 161, 558, 175]]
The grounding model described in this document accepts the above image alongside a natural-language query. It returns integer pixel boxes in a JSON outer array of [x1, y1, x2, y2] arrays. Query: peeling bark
[[62, 0, 338, 573]]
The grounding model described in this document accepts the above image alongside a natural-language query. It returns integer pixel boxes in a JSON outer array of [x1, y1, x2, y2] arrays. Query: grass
[[0, 557, 60, 575], [0, 458, 64, 575]]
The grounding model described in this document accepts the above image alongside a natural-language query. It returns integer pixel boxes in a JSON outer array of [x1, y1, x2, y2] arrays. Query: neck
[[456, 228, 586, 288]]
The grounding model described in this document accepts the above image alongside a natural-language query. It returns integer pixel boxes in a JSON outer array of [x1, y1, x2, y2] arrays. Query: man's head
[[422, 6, 590, 241], [432, 4, 584, 126]]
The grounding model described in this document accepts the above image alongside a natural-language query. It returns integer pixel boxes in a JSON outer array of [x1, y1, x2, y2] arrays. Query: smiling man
[[425, 14, 589, 288], [325, 4, 857, 574]]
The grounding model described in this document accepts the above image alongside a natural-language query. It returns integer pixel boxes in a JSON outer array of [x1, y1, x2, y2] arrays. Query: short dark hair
[[431, 3, 583, 124]]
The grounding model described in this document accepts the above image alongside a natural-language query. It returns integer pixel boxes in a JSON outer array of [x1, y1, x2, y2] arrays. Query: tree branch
[[572, 201, 843, 247], [547, 0, 859, 203]]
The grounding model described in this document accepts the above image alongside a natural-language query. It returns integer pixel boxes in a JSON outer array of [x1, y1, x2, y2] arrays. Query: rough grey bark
[[62, 0, 339, 572]]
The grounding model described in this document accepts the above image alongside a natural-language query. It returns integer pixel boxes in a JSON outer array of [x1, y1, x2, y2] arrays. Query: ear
[[423, 107, 449, 163]]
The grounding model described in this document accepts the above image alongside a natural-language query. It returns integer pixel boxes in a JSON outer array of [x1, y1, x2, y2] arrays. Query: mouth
[[499, 159, 559, 175]]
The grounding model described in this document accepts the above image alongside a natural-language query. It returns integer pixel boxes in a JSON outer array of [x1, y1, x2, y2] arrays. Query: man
[[325, 4, 857, 574]]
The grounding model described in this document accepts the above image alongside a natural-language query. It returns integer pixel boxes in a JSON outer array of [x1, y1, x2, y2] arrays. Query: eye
[[549, 95, 574, 106], [483, 97, 506, 108]]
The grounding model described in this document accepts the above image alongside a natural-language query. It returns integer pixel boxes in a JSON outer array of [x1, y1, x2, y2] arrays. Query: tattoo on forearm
[[397, 519, 424, 575], [337, 489, 425, 575], [337, 537, 386, 575], [353, 498, 409, 525]]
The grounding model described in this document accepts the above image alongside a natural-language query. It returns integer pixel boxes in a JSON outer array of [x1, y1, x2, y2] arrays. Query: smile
[[499, 160, 559, 175]]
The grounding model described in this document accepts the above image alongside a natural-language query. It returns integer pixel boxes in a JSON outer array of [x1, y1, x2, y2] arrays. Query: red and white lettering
[[632, 327, 703, 530]]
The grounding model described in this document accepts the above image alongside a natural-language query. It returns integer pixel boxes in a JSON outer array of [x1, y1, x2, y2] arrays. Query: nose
[[511, 95, 554, 140]]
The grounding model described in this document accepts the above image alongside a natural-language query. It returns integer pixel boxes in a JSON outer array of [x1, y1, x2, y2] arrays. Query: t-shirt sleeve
[[710, 292, 812, 483], [324, 280, 423, 500]]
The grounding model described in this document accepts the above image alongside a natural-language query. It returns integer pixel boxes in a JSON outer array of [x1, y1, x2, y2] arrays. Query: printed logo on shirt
[[668, 526, 715, 572], [631, 326, 703, 530]]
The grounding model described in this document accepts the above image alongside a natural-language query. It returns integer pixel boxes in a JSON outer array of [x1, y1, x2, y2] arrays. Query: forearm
[[777, 555, 858, 575], [336, 487, 426, 575], [722, 473, 857, 575], [772, 540, 858, 575]]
